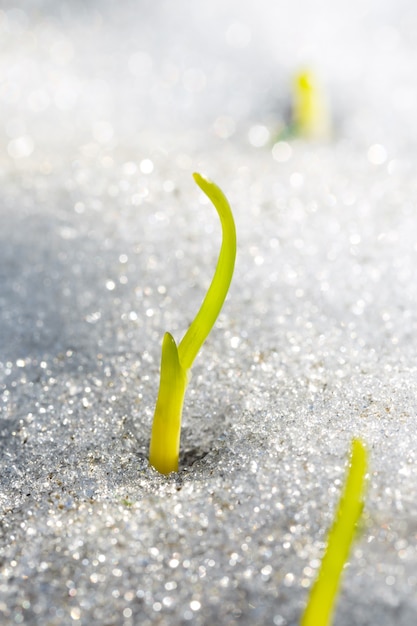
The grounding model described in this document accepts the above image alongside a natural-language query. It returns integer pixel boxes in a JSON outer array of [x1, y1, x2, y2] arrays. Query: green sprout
[[301, 438, 368, 626], [149, 173, 237, 474], [292, 70, 331, 140]]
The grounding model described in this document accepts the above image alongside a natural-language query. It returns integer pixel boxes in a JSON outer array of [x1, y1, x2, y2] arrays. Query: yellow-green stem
[[301, 439, 367, 626], [149, 332, 187, 474]]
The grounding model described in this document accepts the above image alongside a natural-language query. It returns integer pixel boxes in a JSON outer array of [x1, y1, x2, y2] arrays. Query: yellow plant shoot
[[149, 173, 236, 474]]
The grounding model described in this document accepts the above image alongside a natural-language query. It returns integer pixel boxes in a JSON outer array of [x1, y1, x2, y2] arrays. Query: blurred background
[[1, 0, 417, 169]]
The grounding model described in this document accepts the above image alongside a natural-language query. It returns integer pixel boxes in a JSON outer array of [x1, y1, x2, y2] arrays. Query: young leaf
[[301, 439, 368, 626], [149, 173, 236, 474]]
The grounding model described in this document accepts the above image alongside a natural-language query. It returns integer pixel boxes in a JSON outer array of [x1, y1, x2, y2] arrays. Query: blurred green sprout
[[149, 173, 236, 474], [292, 69, 331, 140]]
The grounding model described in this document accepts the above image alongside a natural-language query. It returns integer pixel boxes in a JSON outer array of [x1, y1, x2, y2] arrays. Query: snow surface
[[1, 1, 417, 624]]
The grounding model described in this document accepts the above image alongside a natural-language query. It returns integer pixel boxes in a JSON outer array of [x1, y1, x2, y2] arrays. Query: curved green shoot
[[292, 70, 331, 140], [301, 439, 368, 626], [178, 173, 237, 371], [149, 173, 237, 474]]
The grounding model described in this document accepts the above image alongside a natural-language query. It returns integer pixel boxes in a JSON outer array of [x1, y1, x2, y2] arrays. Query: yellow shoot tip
[[292, 69, 331, 140], [149, 174, 236, 474], [301, 438, 368, 626]]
